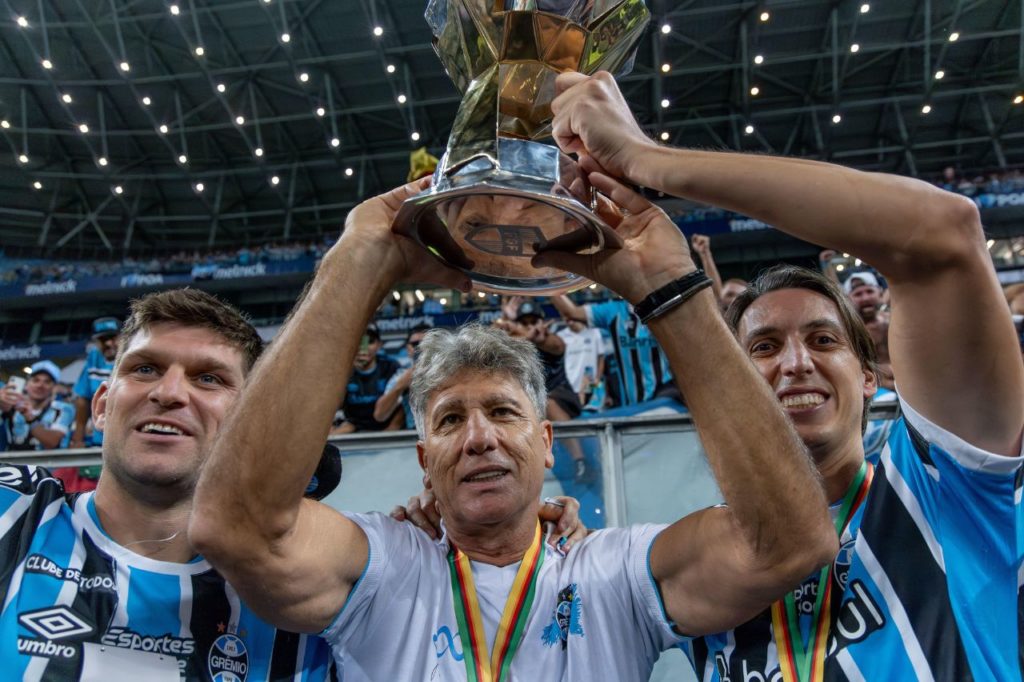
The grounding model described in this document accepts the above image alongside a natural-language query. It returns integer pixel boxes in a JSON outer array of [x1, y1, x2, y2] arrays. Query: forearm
[[194, 235, 394, 547], [535, 331, 564, 356], [74, 398, 89, 438], [699, 252, 723, 302], [552, 295, 585, 322], [373, 374, 410, 422], [649, 289, 833, 566], [31, 426, 64, 450], [633, 147, 979, 280]]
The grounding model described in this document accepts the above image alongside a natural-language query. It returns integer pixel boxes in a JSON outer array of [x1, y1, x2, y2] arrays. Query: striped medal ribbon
[[447, 522, 545, 682], [771, 460, 874, 682]]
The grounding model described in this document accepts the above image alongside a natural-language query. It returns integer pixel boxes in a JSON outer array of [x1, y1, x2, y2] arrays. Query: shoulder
[[0, 464, 63, 498], [895, 394, 1022, 477]]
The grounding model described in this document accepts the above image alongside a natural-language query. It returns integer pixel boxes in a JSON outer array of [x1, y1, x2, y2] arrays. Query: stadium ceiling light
[[17, 16, 28, 28], [987, 239, 996, 248], [345, 167, 354, 177], [661, 63, 670, 73], [836, 263, 846, 272], [158, 124, 168, 134], [119, 61, 130, 72], [0, 120, 9, 128], [949, 32, 959, 42], [216, 83, 226, 93], [61, 93, 72, 103], [750, 85, 760, 96], [194, 46, 205, 56], [235, 115, 245, 125], [753, 54, 764, 64], [660, 23, 671, 34], [142, 96, 152, 106], [397, 94, 407, 104], [439, 297, 447, 305], [41, 58, 53, 69], [330, 137, 340, 147], [744, 124, 755, 134], [415, 289, 425, 302], [18, 154, 28, 163], [195, 182, 205, 192], [832, 113, 842, 124], [373, 26, 384, 37], [660, 131, 670, 141], [386, 64, 396, 74], [270, 175, 280, 185], [921, 104, 932, 114], [299, 72, 309, 83], [254, 147, 264, 157], [478, 291, 486, 298], [98, 156, 108, 166], [935, 70, 945, 80], [392, 291, 401, 301], [411, 131, 421, 141], [660, 98, 670, 108], [280, 32, 291, 43], [113, 185, 124, 195], [850, 43, 860, 53], [178, 154, 187, 164], [860, 3, 870, 13], [262, 0, 271, 3], [315, 106, 325, 117], [1014, 95, 1024, 105], [169, 4, 180, 15], [32, 180, 42, 189], [759, 11, 770, 22], [78, 123, 89, 133]]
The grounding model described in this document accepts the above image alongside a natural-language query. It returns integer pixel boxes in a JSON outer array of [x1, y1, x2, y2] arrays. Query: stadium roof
[[1, 0, 1021, 255]]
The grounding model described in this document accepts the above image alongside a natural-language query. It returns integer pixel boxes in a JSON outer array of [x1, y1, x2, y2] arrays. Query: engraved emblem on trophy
[[393, 0, 650, 294]]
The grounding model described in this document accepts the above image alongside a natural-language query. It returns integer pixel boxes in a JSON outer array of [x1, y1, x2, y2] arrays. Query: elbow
[[899, 192, 985, 273]]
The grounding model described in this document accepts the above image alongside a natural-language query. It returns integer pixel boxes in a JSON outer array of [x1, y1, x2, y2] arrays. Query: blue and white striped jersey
[[73, 347, 113, 446], [585, 300, 672, 406], [683, 397, 1023, 682], [0, 465, 335, 681]]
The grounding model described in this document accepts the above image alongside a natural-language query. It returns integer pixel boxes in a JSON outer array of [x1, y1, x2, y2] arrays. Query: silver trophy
[[393, 0, 650, 294]]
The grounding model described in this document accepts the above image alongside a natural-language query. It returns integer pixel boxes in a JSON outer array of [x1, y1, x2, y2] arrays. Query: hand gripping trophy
[[393, 0, 650, 294]]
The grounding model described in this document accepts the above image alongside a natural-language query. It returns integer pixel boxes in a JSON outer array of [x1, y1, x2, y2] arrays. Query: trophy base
[[393, 139, 619, 295]]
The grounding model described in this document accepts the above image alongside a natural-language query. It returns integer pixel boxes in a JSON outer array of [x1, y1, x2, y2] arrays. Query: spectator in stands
[[537, 70, 1022, 680], [330, 324, 402, 434], [70, 316, 121, 449], [555, 308, 605, 406], [690, 234, 749, 314], [0, 360, 74, 451], [552, 291, 675, 408], [0, 289, 336, 678], [188, 179, 836, 680], [843, 270, 894, 389], [373, 324, 431, 430], [495, 298, 592, 481]]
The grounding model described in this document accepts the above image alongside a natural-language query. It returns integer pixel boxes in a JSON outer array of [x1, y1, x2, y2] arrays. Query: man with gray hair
[[190, 176, 836, 679]]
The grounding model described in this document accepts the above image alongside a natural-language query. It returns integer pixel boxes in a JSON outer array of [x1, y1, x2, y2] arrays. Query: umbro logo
[[19, 606, 93, 640]]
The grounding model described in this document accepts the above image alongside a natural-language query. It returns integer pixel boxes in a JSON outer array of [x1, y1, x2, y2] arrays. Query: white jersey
[[324, 513, 681, 681], [556, 326, 604, 393]]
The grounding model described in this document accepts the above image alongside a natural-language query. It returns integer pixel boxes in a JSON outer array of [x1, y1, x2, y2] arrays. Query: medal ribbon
[[447, 522, 545, 682], [771, 460, 873, 682]]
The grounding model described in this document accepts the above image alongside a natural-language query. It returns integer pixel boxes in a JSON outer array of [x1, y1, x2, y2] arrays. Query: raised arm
[[552, 71, 1023, 456], [189, 180, 470, 633], [373, 366, 413, 423], [690, 234, 723, 302], [533, 178, 836, 636], [551, 294, 587, 322]]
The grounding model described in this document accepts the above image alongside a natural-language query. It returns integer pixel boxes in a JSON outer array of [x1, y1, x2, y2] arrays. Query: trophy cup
[[392, 0, 650, 294]]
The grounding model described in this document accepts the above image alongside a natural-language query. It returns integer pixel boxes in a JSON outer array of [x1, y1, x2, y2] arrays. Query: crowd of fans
[[6, 231, 954, 489], [7, 166, 1020, 288], [0, 239, 331, 285]]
